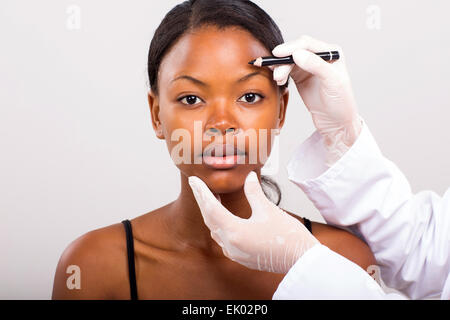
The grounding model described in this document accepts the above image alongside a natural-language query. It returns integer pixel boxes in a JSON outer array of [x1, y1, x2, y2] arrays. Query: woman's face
[[148, 25, 289, 194]]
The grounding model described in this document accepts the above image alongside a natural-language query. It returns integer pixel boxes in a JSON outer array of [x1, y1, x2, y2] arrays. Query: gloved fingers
[[213, 229, 252, 262], [291, 48, 337, 81], [222, 247, 238, 262], [210, 230, 224, 248], [272, 35, 332, 58], [211, 228, 245, 260], [243, 171, 271, 221], [188, 175, 239, 230], [272, 64, 294, 86]]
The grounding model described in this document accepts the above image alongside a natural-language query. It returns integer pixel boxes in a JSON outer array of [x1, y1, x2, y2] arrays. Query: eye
[[238, 92, 264, 104], [177, 95, 202, 106]]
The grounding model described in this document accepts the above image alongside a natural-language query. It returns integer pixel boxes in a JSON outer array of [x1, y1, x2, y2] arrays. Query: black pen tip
[[248, 60, 255, 65]]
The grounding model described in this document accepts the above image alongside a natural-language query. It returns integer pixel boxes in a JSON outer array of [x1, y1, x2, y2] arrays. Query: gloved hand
[[268, 35, 363, 166], [188, 171, 320, 274]]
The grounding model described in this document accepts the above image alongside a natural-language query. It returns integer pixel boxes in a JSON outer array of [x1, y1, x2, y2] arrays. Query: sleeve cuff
[[272, 244, 388, 299], [286, 118, 382, 191]]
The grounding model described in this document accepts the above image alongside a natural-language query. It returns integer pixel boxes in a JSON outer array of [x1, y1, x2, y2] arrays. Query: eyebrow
[[170, 71, 270, 87]]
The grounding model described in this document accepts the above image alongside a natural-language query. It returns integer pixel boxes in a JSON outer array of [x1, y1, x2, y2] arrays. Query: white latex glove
[[269, 35, 363, 166], [188, 171, 320, 274]]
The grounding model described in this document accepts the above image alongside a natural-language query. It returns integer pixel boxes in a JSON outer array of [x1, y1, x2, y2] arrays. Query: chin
[[185, 164, 257, 194], [208, 168, 246, 192]]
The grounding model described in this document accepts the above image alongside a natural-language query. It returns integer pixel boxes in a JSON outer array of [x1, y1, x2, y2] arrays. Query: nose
[[204, 101, 240, 136], [204, 123, 239, 136]]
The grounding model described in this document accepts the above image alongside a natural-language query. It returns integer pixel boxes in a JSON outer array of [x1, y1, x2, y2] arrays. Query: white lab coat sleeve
[[285, 119, 450, 300], [272, 244, 406, 299]]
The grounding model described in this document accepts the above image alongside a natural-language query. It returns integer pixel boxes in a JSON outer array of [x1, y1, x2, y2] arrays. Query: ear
[[277, 87, 289, 130], [148, 90, 165, 139]]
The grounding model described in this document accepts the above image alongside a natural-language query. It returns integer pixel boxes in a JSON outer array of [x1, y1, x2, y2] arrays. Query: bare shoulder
[[51, 222, 129, 299], [310, 221, 376, 271], [284, 210, 376, 272]]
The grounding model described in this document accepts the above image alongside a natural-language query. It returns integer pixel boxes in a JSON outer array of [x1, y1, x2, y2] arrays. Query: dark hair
[[147, 0, 284, 205]]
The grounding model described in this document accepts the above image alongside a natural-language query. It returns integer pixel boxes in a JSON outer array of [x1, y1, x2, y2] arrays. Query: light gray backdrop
[[1, 0, 448, 299]]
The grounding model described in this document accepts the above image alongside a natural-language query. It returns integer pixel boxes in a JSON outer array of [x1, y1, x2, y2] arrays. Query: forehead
[[158, 26, 272, 85]]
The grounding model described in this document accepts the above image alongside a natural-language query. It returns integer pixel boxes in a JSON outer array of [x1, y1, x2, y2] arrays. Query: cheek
[[259, 99, 282, 158], [162, 117, 196, 161], [240, 93, 279, 124], [242, 107, 280, 164], [157, 99, 192, 152]]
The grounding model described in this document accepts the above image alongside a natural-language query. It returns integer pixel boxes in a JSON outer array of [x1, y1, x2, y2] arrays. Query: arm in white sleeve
[[272, 244, 406, 299], [286, 120, 450, 300]]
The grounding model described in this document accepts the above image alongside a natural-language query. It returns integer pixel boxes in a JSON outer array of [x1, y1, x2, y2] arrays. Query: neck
[[165, 170, 260, 255]]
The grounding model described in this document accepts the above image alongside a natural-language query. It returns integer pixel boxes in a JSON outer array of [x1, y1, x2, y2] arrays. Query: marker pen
[[248, 51, 340, 67]]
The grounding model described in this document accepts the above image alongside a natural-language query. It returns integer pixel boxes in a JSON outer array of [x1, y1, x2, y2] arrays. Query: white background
[[1, 0, 449, 299]]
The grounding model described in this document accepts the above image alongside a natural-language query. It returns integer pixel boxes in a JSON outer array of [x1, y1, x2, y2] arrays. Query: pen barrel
[[315, 51, 340, 61], [260, 50, 340, 66], [261, 56, 294, 66]]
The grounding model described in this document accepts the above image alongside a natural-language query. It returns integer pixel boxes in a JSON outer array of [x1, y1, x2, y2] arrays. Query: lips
[[202, 144, 246, 170], [202, 143, 246, 158]]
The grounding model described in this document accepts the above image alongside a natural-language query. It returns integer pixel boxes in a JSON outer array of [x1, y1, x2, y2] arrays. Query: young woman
[[52, 0, 376, 299]]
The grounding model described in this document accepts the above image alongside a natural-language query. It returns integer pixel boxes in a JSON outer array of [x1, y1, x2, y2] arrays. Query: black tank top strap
[[121, 219, 138, 300], [303, 217, 312, 234]]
